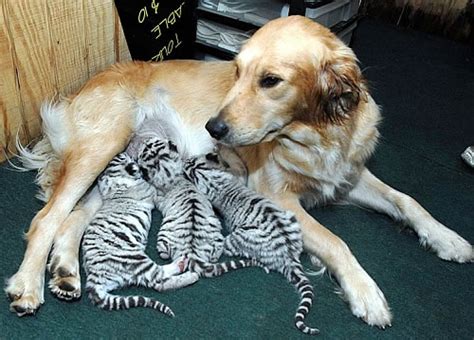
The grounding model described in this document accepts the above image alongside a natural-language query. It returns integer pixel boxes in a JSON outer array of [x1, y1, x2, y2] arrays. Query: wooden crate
[[0, 0, 131, 162]]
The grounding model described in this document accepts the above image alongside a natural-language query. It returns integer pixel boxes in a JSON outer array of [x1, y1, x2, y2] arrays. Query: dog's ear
[[317, 59, 366, 124]]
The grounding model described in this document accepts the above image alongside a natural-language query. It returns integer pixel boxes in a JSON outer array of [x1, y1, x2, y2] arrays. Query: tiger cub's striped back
[[184, 153, 319, 335], [137, 138, 257, 277], [82, 152, 199, 315]]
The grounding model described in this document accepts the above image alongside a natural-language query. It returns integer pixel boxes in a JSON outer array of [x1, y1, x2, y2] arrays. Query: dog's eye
[[260, 75, 282, 88]]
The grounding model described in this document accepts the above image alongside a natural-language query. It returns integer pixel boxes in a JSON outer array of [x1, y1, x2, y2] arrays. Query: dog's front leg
[[275, 193, 393, 328], [347, 168, 473, 262]]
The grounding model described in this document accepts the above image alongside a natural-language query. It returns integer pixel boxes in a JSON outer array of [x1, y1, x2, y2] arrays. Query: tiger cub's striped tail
[[188, 258, 259, 277], [291, 264, 319, 335], [87, 286, 174, 317]]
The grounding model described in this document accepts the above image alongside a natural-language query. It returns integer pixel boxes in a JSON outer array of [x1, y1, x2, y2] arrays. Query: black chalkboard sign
[[114, 0, 197, 61]]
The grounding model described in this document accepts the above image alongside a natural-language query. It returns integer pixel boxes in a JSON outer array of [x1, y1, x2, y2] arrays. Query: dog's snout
[[205, 118, 229, 140]]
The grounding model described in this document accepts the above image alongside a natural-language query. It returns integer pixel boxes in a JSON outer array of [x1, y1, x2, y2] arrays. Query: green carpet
[[1, 19, 473, 339]]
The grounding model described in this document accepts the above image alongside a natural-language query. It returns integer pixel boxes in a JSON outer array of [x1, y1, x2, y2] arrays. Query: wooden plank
[[114, 7, 131, 63], [83, 0, 115, 78], [46, 0, 89, 95], [3, 0, 56, 144], [0, 0, 133, 162], [0, 0, 25, 161]]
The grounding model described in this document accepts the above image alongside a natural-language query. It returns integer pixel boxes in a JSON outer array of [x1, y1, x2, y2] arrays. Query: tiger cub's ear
[[168, 140, 178, 153], [139, 166, 151, 181]]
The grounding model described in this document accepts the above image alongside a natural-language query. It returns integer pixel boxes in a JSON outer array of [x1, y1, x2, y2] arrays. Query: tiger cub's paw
[[157, 241, 172, 260], [174, 255, 190, 273]]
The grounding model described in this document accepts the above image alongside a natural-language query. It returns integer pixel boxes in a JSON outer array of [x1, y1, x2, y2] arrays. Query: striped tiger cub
[[82, 152, 199, 315], [137, 137, 257, 277], [183, 153, 319, 335]]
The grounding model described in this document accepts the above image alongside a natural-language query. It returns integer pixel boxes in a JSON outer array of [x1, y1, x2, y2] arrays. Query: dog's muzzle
[[205, 118, 229, 140]]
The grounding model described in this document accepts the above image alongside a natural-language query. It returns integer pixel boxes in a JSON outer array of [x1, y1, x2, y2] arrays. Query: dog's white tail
[[10, 98, 71, 202]]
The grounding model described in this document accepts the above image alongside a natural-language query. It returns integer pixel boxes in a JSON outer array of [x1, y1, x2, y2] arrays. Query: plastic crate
[[199, 0, 359, 29], [198, 0, 286, 27], [196, 19, 251, 54], [195, 0, 360, 59], [281, 0, 359, 28], [337, 20, 357, 45]]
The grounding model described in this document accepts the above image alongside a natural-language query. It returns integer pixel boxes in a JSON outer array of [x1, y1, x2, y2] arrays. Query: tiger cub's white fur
[[184, 153, 319, 335], [137, 138, 257, 277], [82, 152, 199, 315]]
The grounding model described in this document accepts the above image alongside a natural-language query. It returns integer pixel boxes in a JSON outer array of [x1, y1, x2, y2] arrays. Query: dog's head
[[205, 16, 367, 146]]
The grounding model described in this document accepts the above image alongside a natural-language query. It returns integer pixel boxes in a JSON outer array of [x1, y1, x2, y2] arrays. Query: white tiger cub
[[136, 137, 257, 277], [82, 152, 199, 315], [183, 153, 319, 335]]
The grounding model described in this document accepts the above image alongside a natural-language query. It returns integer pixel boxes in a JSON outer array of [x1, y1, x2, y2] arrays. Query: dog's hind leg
[[5, 136, 128, 316], [48, 186, 102, 301], [347, 168, 473, 263]]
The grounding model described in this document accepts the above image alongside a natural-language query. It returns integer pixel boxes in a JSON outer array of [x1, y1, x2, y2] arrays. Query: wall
[[0, 0, 131, 162]]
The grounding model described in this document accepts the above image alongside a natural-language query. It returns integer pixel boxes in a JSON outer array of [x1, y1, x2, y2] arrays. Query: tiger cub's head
[[137, 137, 183, 189], [98, 152, 145, 199], [183, 153, 233, 196]]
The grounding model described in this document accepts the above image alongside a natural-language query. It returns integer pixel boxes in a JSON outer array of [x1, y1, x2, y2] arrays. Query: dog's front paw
[[5, 274, 44, 317], [419, 224, 473, 263], [340, 270, 392, 328], [435, 237, 473, 263], [48, 256, 81, 301]]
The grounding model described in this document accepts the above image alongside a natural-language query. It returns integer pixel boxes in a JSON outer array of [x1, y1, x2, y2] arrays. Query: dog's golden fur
[[6, 16, 472, 326]]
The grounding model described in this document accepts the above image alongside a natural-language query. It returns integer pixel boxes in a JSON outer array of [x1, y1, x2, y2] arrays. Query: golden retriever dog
[[6, 16, 472, 326]]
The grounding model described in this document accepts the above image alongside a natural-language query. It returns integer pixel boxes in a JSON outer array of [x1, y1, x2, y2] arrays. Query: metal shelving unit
[[194, 0, 361, 60]]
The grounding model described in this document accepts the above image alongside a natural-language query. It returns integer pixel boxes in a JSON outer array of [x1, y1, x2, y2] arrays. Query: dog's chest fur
[[277, 135, 359, 205], [246, 112, 379, 208]]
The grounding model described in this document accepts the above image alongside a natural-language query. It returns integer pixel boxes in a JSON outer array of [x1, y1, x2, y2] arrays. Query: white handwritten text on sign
[[136, 1, 186, 62]]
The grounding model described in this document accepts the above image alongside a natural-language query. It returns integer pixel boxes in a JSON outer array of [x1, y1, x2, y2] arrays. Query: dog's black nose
[[205, 118, 229, 140]]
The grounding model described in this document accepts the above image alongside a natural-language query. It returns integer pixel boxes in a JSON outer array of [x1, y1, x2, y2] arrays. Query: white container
[[196, 0, 360, 58], [337, 20, 357, 45], [199, 0, 287, 27], [281, 0, 359, 28], [196, 19, 251, 54]]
